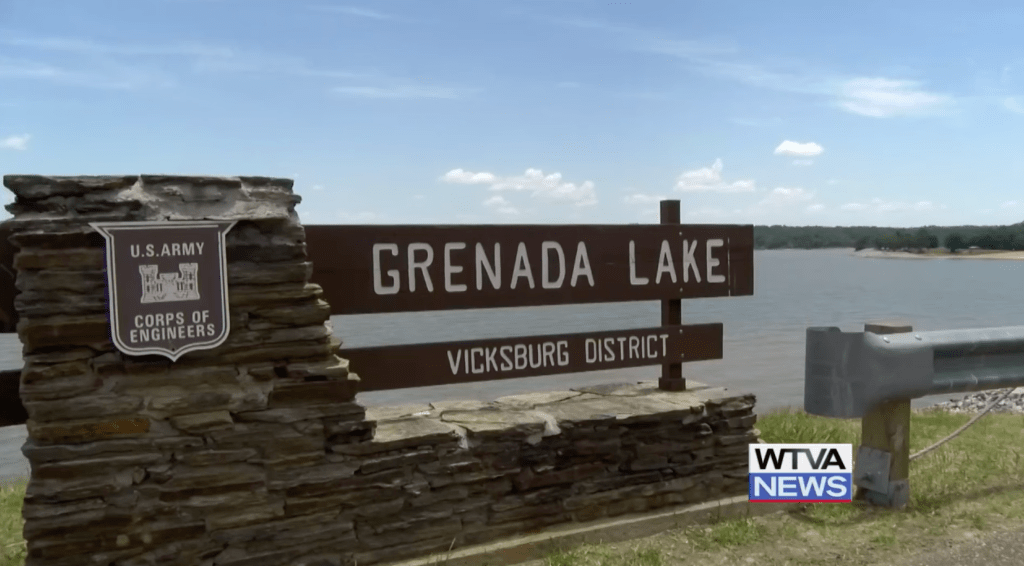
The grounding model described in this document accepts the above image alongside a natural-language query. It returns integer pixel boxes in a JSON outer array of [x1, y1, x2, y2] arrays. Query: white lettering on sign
[[446, 341, 571, 375], [541, 241, 565, 289], [408, 243, 433, 292], [130, 242, 205, 258], [656, 240, 676, 284], [372, 241, 596, 295], [444, 242, 467, 292], [682, 240, 700, 283], [629, 241, 648, 285], [372, 244, 400, 295], [707, 239, 725, 283], [510, 243, 535, 290], [128, 311, 215, 344], [476, 243, 500, 290], [628, 239, 730, 286], [585, 333, 669, 363]]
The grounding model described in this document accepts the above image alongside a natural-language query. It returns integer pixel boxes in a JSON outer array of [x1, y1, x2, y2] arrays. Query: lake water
[[3, 249, 1024, 482]]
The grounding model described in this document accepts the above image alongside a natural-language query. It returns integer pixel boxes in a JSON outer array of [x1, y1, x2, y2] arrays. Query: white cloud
[[491, 169, 598, 207], [623, 193, 666, 205], [759, 187, 814, 206], [1004, 97, 1024, 115], [1000, 200, 1020, 209], [685, 207, 730, 221], [552, 20, 956, 120], [440, 167, 598, 208], [841, 198, 941, 213], [835, 77, 953, 118], [413, 194, 425, 200], [440, 169, 497, 185], [774, 140, 823, 157], [1, 134, 29, 150], [311, 184, 324, 191], [792, 159, 813, 166], [827, 179, 839, 185], [483, 195, 519, 215], [806, 204, 825, 213], [675, 159, 755, 193]]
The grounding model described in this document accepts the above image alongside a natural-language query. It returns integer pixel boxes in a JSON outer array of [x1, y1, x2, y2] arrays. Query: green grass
[[537, 406, 1024, 566], [0, 478, 27, 566]]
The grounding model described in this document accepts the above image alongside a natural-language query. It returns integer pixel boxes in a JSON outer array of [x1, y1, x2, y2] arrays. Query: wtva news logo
[[749, 443, 853, 503]]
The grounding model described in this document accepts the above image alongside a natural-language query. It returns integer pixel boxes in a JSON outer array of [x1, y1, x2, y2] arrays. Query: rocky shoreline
[[929, 387, 1024, 414]]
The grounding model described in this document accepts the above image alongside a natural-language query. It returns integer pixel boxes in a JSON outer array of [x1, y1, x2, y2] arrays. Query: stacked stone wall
[[4, 175, 757, 566]]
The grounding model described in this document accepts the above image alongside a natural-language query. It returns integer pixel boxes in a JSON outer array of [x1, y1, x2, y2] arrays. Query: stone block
[[33, 452, 165, 481], [228, 260, 312, 286], [356, 516, 462, 549], [284, 467, 407, 498], [359, 448, 437, 475], [14, 247, 105, 271], [440, 408, 547, 438], [27, 416, 151, 444], [204, 499, 286, 531], [512, 462, 607, 491], [149, 386, 267, 417], [176, 447, 257, 467], [331, 418, 459, 455], [18, 314, 111, 351], [269, 379, 358, 408], [170, 411, 235, 434], [237, 403, 363, 424], [228, 283, 323, 307], [24, 395, 144, 423]]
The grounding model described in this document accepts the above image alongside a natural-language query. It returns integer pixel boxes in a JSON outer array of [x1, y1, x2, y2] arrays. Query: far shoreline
[[755, 247, 1024, 260], [851, 248, 1024, 260]]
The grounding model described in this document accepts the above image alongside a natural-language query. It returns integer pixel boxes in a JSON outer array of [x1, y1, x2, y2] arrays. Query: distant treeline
[[753, 222, 1024, 251]]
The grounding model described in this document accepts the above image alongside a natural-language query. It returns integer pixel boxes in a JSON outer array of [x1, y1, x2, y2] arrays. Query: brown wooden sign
[[0, 221, 15, 333], [305, 224, 753, 315], [340, 323, 722, 391]]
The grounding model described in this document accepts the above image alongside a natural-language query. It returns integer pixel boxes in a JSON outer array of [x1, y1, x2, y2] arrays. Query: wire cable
[[910, 388, 1017, 462]]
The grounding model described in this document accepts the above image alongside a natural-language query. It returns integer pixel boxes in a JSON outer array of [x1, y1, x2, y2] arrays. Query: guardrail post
[[854, 320, 913, 509], [659, 200, 685, 391]]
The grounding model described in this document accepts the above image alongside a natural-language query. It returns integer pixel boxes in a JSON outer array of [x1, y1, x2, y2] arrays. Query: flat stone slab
[[372, 418, 461, 446], [541, 395, 702, 426], [493, 390, 583, 409], [365, 404, 434, 422], [364, 380, 750, 442], [440, 408, 547, 435], [430, 400, 495, 413], [572, 382, 647, 396]]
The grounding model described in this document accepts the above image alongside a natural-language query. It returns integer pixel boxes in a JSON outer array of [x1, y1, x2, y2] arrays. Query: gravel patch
[[930, 387, 1024, 414]]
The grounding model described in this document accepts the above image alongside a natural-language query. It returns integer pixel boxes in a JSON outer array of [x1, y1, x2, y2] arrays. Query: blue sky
[[2, 0, 1023, 228]]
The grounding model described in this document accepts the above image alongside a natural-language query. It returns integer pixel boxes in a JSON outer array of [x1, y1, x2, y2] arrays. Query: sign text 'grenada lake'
[[303, 222, 753, 390], [305, 224, 754, 315]]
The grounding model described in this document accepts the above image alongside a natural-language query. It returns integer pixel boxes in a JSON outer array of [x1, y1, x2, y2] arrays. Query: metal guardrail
[[805, 324, 1024, 419], [805, 321, 1024, 509]]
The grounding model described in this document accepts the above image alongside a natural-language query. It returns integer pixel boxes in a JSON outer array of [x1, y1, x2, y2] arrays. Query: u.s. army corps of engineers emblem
[[91, 221, 237, 361]]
